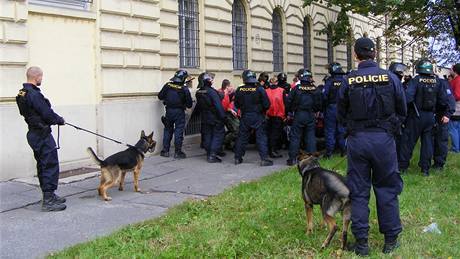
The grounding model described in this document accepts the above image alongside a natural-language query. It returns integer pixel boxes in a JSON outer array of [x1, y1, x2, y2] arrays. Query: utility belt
[[347, 119, 394, 132], [166, 105, 185, 110]]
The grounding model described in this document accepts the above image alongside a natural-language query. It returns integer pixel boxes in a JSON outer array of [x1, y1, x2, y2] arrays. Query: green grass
[[51, 150, 460, 258]]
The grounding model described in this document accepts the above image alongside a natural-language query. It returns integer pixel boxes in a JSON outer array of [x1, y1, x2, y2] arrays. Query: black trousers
[[267, 116, 283, 151]]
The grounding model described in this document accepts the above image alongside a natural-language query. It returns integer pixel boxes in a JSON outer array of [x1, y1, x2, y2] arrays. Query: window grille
[[232, 0, 248, 70], [303, 18, 312, 70], [185, 111, 201, 136], [179, 0, 200, 68], [327, 27, 334, 64], [272, 9, 284, 72], [29, 0, 92, 9]]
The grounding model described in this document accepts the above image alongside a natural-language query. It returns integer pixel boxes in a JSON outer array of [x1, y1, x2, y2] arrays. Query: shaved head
[[26, 66, 43, 86]]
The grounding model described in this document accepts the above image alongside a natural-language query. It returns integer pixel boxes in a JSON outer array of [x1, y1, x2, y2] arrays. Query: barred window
[[179, 0, 200, 68], [327, 25, 334, 64], [29, 0, 92, 10], [232, 0, 248, 70], [303, 18, 312, 70], [272, 9, 284, 72]]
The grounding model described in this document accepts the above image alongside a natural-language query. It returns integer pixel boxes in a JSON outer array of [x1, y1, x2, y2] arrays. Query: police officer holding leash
[[337, 38, 407, 255], [159, 70, 193, 159], [16, 67, 67, 212]]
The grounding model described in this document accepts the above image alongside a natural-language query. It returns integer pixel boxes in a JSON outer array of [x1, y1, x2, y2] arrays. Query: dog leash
[[65, 122, 133, 148]]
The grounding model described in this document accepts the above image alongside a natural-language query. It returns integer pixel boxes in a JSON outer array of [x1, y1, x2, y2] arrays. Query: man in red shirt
[[219, 79, 240, 151], [266, 76, 286, 158], [449, 63, 460, 152]]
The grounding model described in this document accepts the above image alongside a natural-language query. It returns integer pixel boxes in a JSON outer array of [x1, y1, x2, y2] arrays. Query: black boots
[[260, 159, 273, 166], [174, 150, 186, 159], [269, 150, 282, 158], [207, 154, 222, 163], [382, 239, 400, 254], [160, 150, 170, 157], [286, 158, 297, 166], [347, 238, 369, 256], [234, 157, 243, 165], [42, 192, 66, 212]]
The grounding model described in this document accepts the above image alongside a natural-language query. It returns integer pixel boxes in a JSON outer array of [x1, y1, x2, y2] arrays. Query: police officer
[[234, 70, 273, 166], [398, 59, 449, 176], [159, 70, 193, 159], [17, 67, 67, 212], [389, 62, 408, 159], [323, 62, 347, 158], [258, 72, 270, 89], [286, 69, 322, 166], [337, 38, 407, 255], [432, 77, 455, 169], [277, 72, 291, 93], [195, 73, 226, 163]]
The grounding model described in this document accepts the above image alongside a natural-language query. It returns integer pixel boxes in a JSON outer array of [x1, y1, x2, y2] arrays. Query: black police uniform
[[337, 57, 407, 254], [399, 74, 449, 175], [195, 77, 226, 162], [16, 83, 66, 209], [158, 73, 193, 157], [432, 78, 456, 168], [234, 71, 272, 165], [323, 71, 347, 157], [286, 72, 322, 164]]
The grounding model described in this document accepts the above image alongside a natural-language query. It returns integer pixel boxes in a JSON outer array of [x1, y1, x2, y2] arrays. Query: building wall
[[0, 0, 421, 180]]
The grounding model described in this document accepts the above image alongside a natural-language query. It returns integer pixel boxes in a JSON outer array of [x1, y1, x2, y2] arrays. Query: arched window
[[178, 0, 199, 68], [232, 0, 248, 70], [272, 8, 284, 72], [303, 18, 312, 70], [327, 24, 334, 64]]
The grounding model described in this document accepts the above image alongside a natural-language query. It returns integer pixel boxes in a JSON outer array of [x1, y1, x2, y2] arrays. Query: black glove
[[57, 117, 65, 125]]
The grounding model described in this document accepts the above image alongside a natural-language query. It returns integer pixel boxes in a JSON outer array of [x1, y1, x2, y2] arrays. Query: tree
[[304, 0, 460, 66]]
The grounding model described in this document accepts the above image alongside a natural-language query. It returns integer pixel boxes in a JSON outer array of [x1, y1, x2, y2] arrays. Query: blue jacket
[[158, 82, 193, 110], [195, 85, 226, 124]]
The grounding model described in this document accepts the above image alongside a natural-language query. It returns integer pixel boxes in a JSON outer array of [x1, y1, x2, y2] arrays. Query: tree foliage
[[304, 0, 460, 66]]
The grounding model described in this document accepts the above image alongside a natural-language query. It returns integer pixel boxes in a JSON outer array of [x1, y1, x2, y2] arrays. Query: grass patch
[[51, 151, 460, 258]]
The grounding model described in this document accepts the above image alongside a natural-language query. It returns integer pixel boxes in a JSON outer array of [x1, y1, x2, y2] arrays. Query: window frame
[[303, 17, 312, 70], [178, 0, 200, 69], [272, 8, 284, 72], [232, 0, 248, 70]]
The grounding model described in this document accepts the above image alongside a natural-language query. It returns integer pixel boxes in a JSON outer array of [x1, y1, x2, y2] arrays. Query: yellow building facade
[[0, 0, 421, 180]]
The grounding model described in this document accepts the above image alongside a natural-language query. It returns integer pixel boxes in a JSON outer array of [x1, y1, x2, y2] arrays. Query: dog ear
[[148, 131, 153, 139], [141, 130, 146, 138]]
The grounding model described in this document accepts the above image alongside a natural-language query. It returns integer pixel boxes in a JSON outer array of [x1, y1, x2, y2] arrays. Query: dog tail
[[87, 147, 104, 166], [323, 173, 350, 198]]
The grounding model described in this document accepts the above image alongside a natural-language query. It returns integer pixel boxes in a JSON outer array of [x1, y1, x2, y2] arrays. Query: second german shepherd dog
[[297, 151, 351, 249], [87, 130, 156, 201]]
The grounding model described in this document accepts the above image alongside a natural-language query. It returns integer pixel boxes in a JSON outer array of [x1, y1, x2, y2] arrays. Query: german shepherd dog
[[87, 130, 156, 201], [297, 151, 351, 249]]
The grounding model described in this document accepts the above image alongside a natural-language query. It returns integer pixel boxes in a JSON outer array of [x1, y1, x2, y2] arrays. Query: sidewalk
[[0, 144, 289, 259]]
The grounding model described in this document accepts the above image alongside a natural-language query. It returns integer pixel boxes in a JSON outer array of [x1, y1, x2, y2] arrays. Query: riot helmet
[[277, 73, 287, 83], [242, 70, 258, 84], [170, 69, 189, 84], [298, 69, 313, 84], [328, 62, 345, 75], [416, 59, 434, 75], [389, 62, 407, 80]]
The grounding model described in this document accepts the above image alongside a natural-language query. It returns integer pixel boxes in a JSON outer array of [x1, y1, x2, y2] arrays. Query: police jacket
[[158, 82, 193, 110], [16, 83, 64, 131], [406, 75, 448, 115], [286, 83, 322, 113], [323, 74, 346, 105], [234, 83, 270, 115], [195, 85, 226, 124], [266, 85, 286, 118], [337, 60, 407, 132]]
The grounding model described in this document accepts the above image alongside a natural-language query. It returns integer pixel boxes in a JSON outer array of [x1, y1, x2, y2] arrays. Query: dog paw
[[135, 188, 141, 192], [118, 187, 124, 191], [306, 228, 313, 234], [104, 197, 112, 201]]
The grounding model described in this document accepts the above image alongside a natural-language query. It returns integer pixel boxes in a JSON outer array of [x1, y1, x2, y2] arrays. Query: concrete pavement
[[0, 144, 289, 259]]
